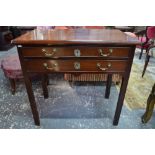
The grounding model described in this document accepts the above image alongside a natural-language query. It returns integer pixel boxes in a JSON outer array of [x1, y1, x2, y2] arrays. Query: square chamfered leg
[[24, 75, 40, 125], [113, 77, 126, 125], [18, 47, 40, 126], [113, 47, 135, 126]]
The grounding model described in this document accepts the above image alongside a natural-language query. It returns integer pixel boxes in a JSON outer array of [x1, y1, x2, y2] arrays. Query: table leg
[[105, 74, 112, 99], [113, 47, 135, 125], [113, 76, 129, 125], [42, 74, 49, 99], [45, 74, 49, 85], [24, 75, 40, 126]]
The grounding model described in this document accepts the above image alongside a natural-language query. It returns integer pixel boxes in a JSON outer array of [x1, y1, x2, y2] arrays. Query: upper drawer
[[21, 47, 130, 58]]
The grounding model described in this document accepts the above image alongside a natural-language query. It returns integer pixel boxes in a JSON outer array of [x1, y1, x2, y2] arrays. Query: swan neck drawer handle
[[98, 49, 113, 57], [43, 63, 57, 70], [97, 63, 111, 71], [42, 48, 57, 57]]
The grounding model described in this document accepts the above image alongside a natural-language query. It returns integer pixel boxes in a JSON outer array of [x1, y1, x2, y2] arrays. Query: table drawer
[[24, 60, 128, 73], [21, 47, 130, 58]]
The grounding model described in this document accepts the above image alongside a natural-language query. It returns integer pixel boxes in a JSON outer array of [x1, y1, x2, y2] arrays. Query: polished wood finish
[[12, 29, 140, 45], [21, 47, 130, 58], [24, 60, 128, 73], [13, 28, 140, 126]]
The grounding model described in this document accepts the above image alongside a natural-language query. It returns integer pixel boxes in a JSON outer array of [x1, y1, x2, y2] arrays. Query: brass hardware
[[74, 49, 81, 57], [74, 62, 80, 70], [98, 48, 113, 57], [97, 63, 111, 71], [43, 63, 57, 70], [42, 48, 57, 57]]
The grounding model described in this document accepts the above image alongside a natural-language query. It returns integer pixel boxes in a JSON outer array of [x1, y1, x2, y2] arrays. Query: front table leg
[[24, 75, 40, 126], [113, 77, 128, 125]]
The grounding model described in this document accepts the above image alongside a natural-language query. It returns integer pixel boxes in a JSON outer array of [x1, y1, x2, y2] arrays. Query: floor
[[0, 47, 155, 129]]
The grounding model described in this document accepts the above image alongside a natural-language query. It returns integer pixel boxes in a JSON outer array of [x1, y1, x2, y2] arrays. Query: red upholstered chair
[[141, 27, 155, 77], [138, 27, 155, 59]]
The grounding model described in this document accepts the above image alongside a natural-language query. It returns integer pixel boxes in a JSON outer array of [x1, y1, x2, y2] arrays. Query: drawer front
[[24, 60, 128, 73], [21, 47, 130, 58]]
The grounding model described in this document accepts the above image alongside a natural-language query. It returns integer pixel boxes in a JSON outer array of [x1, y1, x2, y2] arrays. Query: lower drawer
[[24, 60, 128, 73]]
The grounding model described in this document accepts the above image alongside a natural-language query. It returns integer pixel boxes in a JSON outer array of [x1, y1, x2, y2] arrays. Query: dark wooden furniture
[[10, 26, 36, 38], [115, 26, 135, 32], [12, 29, 140, 126], [142, 83, 155, 123], [0, 26, 13, 51]]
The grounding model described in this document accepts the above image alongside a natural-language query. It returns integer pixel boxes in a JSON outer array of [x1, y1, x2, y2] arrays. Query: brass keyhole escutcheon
[[74, 49, 81, 57], [74, 62, 80, 70]]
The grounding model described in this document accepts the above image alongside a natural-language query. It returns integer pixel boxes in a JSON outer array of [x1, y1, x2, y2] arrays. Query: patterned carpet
[[0, 47, 155, 128], [124, 49, 155, 109]]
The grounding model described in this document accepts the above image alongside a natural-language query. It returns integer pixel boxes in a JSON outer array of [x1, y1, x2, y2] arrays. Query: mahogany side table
[[12, 29, 140, 126]]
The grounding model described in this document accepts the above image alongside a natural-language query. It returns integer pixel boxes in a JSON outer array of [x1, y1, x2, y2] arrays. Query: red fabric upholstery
[[137, 36, 150, 49], [1, 54, 23, 79], [147, 26, 155, 39]]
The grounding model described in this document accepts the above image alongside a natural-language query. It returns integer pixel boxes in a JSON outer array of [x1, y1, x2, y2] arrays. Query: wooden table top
[[12, 29, 140, 45]]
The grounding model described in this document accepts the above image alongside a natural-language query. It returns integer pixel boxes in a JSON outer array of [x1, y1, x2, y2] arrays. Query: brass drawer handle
[[43, 63, 57, 70], [97, 63, 111, 71], [74, 62, 80, 70], [42, 48, 57, 57], [98, 48, 113, 57]]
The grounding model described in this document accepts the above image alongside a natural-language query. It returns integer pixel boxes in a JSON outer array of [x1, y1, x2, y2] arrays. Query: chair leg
[[142, 54, 150, 77], [9, 78, 16, 95], [139, 47, 143, 59]]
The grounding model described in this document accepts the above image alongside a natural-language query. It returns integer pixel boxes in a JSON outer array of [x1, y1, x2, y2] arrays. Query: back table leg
[[42, 74, 49, 99], [105, 74, 112, 99]]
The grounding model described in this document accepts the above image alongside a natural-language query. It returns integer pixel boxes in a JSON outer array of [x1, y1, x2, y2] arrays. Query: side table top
[[12, 28, 140, 46]]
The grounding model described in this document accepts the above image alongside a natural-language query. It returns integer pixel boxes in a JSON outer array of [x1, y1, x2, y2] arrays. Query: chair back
[[147, 26, 155, 39]]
